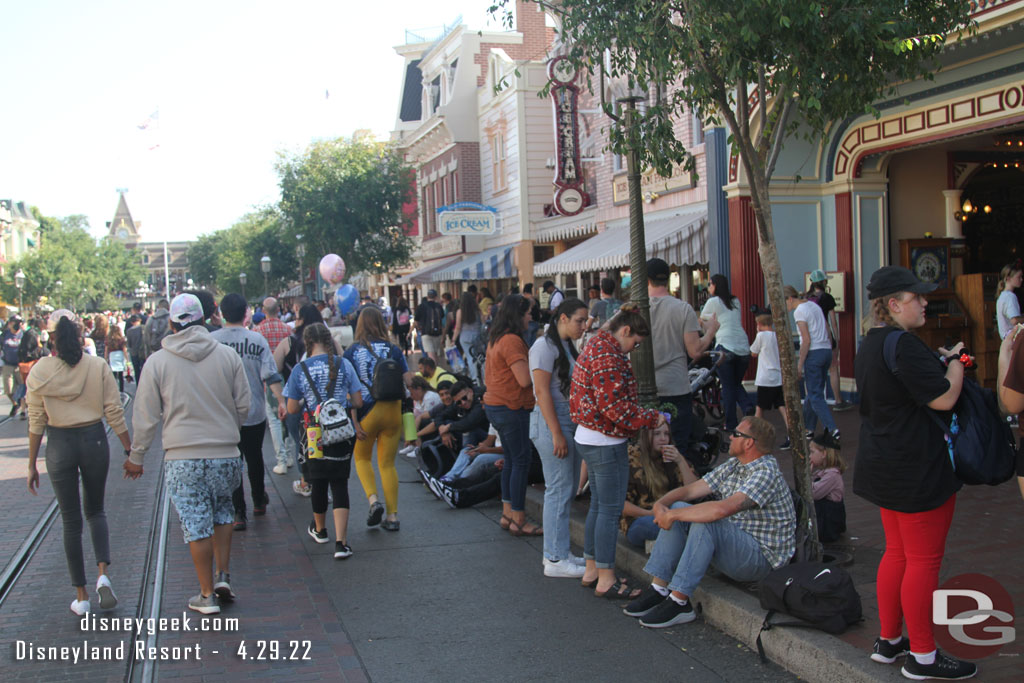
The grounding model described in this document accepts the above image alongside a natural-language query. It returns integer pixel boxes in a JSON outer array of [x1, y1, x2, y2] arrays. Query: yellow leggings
[[353, 400, 402, 515]]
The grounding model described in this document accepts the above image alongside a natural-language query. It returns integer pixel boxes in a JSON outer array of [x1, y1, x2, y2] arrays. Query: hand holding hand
[[123, 460, 143, 480]]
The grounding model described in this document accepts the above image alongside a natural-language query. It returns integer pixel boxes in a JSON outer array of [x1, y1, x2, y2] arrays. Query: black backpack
[[755, 561, 862, 661], [423, 302, 444, 336], [357, 343, 406, 402], [883, 330, 1016, 486]]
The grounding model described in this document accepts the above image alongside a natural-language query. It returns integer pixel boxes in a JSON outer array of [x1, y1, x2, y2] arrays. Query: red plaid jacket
[[255, 317, 291, 354], [570, 330, 660, 437]]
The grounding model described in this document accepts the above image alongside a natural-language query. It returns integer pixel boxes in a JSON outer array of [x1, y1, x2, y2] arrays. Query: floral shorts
[[165, 458, 242, 543]]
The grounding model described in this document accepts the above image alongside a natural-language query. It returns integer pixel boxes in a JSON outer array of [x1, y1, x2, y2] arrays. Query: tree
[[187, 206, 298, 298], [276, 136, 416, 275], [494, 0, 972, 559], [1, 214, 145, 312]]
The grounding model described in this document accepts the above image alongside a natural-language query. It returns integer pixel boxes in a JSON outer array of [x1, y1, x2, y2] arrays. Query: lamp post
[[261, 255, 271, 297], [14, 269, 25, 313], [55, 279, 63, 308], [239, 272, 247, 300], [296, 235, 306, 298]]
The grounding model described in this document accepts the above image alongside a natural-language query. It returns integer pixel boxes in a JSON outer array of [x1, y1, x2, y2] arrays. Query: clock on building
[[118, 228, 129, 239], [899, 238, 951, 293]]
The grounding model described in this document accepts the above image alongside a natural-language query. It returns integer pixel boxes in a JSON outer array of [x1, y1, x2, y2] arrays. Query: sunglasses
[[731, 429, 755, 440], [457, 395, 473, 404]]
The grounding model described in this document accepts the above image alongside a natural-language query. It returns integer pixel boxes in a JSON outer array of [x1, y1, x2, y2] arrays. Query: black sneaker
[[367, 501, 385, 527], [901, 650, 976, 680], [623, 585, 668, 618], [870, 636, 910, 664], [638, 597, 695, 628], [233, 512, 247, 531], [253, 491, 269, 516], [9, 404, 17, 417], [307, 520, 329, 544], [779, 438, 792, 450], [439, 483, 459, 509], [334, 542, 353, 560]]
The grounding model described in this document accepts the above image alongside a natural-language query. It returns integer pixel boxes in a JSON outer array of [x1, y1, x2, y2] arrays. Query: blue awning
[[432, 245, 516, 282]]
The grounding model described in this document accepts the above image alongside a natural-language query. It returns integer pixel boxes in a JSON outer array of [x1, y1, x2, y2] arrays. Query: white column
[[942, 189, 964, 239]]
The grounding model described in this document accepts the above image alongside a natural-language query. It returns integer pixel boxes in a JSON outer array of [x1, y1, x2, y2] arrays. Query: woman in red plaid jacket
[[570, 303, 666, 599]]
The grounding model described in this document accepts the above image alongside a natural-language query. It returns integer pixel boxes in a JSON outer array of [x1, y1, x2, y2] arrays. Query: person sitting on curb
[[414, 381, 488, 475], [623, 416, 795, 628], [416, 356, 456, 391]]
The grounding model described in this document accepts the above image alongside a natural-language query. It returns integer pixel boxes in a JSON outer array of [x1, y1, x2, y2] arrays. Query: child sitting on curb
[[810, 432, 846, 543]]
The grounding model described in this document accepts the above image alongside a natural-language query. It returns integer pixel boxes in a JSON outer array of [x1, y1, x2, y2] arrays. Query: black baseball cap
[[647, 257, 670, 283], [866, 266, 937, 300]]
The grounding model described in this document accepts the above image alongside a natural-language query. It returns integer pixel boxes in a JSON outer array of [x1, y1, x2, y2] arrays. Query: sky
[[0, 0, 503, 243]]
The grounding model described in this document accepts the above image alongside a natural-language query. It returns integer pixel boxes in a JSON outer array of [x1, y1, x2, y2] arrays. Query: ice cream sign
[[436, 202, 500, 236]]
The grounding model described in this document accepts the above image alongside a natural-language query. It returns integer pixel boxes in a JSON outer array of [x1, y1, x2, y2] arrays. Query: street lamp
[[296, 235, 306, 298], [239, 272, 247, 300], [55, 279, 62, 308], [261, 255, 271, 297], [14, 269, 25, 313]]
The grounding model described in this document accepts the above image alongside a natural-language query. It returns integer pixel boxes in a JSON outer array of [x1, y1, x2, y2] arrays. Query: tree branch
[[736, 76, 750, 147], [755, 64, 768, 149], [765, 96, 796, 181]]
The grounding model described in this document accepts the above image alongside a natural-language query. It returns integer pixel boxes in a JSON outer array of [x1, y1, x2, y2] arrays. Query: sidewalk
[[523, 406, 1023, 682]]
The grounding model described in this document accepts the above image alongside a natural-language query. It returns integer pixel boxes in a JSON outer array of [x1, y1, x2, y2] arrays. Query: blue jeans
[[265, 389, 294, 468], [643, 502, 772, 596], [459, 451, 502, 480], [532, 404, 580, 562], [484, 404, 532, 511], [576, 440, 629, 569], [802, 348, 837, 433], [716, 347, 755, 431], [443, 445, 475, 481], [626, 515, 660, 548]]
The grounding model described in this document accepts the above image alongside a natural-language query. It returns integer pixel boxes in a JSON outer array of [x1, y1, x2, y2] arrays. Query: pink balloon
[[319, 253, 346, 285]]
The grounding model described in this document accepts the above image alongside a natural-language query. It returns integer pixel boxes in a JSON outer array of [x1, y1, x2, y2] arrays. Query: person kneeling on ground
[[623, 416, 795, 628]]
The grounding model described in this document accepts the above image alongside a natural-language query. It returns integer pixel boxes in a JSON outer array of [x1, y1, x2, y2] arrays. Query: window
[[492, 132, 507, 192], [692, 110, 705, 146], [433, 181, 441, 230], [451, 171, 458, 201], [422, 186, 432, 235]]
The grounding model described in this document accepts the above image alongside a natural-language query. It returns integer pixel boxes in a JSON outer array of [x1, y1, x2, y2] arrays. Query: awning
[[533, 207, 598, 243], [432, 245, 517, 282], [280, 284, 303, 297], [534, 204, 707, 276], [392, 256, 462, 286]]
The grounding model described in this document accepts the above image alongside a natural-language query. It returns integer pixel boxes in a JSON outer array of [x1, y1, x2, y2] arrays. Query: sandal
[[581, 577, 598, 588], [594, 579, 641, 600], [500, 515, 513, 531], [508, 519, 543, 537]]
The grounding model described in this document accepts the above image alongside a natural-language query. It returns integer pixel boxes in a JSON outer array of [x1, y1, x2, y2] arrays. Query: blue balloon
[[335, 284, 359, 316]]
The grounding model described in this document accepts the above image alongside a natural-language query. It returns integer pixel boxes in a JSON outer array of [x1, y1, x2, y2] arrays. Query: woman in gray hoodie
[[27, 311, 131, 617]]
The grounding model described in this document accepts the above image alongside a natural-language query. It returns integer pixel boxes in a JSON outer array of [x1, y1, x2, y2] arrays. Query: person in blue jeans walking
[[623, 416, 795, 628], [530, 297, 589, 579], [622, 422, 698, 548], [785, 285, 839, 441], [700, 274, 755, 431], [482, 295, 540, 536], [570, 303, 665, 600]]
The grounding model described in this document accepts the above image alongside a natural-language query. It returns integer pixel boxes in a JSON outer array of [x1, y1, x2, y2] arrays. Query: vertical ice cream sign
[[549, 56, 590, 217]]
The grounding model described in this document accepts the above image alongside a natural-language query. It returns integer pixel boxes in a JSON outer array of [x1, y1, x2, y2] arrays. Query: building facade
[[107, 192, 191, 303]]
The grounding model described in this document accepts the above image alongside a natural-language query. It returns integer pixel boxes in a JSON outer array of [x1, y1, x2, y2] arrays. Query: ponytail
[[54, 317, 83, 367], [605, 301, 651, 337]]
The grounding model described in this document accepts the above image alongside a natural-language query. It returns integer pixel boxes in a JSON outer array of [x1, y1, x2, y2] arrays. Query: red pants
[[877, 494, 956, 653]]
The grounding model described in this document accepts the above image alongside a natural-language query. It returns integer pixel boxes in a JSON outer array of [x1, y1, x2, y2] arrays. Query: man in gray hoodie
[[125, 293, 251, 615]]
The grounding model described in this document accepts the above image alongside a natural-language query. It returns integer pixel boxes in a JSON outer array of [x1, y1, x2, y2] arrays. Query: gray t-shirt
[[211, 326, 280, 426], [650, 295, 701, 396], [529, 335, 576, 404]]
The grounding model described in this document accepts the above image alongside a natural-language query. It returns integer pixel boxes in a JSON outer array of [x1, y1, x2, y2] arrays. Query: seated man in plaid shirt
[[624, 415, 795, 628]]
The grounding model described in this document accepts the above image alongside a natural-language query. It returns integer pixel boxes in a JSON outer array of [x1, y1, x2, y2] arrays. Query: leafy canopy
[[276, 136, 416, 275]]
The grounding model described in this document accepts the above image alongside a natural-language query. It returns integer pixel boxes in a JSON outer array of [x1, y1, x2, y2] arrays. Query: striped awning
[[533, 207, 598, 243], [534, 204, 707, 276], [392, 256, 462, 286], [432, 245, 517, 282]]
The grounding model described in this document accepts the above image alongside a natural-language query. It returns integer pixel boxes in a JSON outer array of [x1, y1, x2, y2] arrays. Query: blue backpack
[[883, 330, 1015, 486]]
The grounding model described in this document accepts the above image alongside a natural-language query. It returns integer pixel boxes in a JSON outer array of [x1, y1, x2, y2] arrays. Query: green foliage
[[276, 136, 416, 275], [1, 214, 145, 312], [187, 206, 297, 299]]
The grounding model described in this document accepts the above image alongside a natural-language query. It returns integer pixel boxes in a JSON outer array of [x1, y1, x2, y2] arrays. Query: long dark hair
[[295, 303, 323, 337], [54, 317, 83, 366], [545, 297, 586, 397], [18, 329, 43, 363], [710, 274, 735, 310], [488, 294, 530, 346], [459, 291, 479, 326]]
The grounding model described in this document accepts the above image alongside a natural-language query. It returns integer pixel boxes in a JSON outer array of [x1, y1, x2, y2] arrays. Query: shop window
[[492, 132, 508, 192]]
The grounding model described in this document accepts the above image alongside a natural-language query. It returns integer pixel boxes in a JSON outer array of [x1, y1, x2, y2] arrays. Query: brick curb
[[523, 486, 902, 683]]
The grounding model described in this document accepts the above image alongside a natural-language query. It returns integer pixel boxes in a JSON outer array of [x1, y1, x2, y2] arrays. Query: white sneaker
[[272, 464, 287, 475], [568, 553, 587, 567], [96, 575, 117, 609], [543, 558, 586, 578], [70, 599, 90, 616]]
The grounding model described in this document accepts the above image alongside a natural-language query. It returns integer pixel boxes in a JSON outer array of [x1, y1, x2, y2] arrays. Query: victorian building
[[107, 191, 191, 302]]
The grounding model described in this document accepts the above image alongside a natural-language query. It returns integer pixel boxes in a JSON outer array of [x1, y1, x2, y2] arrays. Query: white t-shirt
[[749, 330, 782, 387], [701, 296, 750, 355], [794, 300, 831, 351], [415, 390, 442, 418], [488, 424, 502, 449], [549, 290, 564, 310], [574, 424, 627, 447], [997, 290, 1021, 339]]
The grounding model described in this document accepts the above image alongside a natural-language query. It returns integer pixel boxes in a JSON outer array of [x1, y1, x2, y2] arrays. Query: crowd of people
[[20, 254, 1024, 681]]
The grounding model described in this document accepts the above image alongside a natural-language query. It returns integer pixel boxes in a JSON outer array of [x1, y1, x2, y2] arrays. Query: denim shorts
[[165, 458, 242, 543]]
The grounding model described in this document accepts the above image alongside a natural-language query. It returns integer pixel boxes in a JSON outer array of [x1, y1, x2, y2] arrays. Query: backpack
[[144, 315, 170, 355], [423, 302, 444, 336], [883, 330, 1016, 486], [299, 358, 356, 448], [357, 343, 406, 402], [755, 562, 862, 661]]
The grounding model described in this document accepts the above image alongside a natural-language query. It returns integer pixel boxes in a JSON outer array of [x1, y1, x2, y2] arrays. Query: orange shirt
[[483, 333, 535, 410]]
